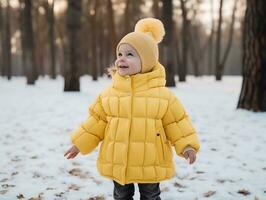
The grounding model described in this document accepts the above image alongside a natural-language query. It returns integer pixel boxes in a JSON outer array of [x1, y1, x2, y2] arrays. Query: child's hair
[[106, 63, 117, 77]]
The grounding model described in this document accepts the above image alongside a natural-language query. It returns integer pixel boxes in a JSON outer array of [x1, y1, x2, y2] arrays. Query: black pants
[[113, 181, 161, 200]]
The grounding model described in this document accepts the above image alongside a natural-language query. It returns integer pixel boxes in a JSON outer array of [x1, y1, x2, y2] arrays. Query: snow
[[0, 75, 266, 200]]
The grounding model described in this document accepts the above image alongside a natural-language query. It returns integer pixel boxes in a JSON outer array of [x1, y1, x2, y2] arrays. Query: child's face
[[115, 44, 141, 76]]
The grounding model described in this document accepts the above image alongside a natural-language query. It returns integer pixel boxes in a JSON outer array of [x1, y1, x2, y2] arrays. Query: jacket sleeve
[[71, 95, 107, 155], [162, 92, 200, 157]]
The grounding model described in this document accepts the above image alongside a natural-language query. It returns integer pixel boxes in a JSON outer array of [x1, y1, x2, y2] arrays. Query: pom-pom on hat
[[117, 18, 165, 73]]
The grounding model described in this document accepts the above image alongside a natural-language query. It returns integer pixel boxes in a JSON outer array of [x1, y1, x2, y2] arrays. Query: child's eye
[[127, 53, 133, 56], [118, 53, 122, 57]]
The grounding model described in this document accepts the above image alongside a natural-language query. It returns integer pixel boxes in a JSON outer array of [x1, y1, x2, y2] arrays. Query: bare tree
[[64, 0, 82, 91], [90, 0, 99, 81], [219, 0, 238, 78], [188, 0, 209, 77], [237, 0, 266, 111], [124, 0, 143, 34], [216, 0, 238, 80], [55, 15, 67, 76], [179, 0, 189, 82], [188, 2, 200, 76], [173, 23, 181, 74], [46, 0, 56, 79], [152, 0, 160, 18], [161, 0, 175, 86], [101, 2, 112, 73], [1, 0, 12, 80], [107, 0, 116, 60], [33, 0, 46, 77], [124, 0, 131, 34], [21, 0, 37, 84], [98, 1, 106, 76], [6, 0, 11, 80], [0, 1, 3, 76], [208, 0, 215, 75], [19, 0, 26, 76], [80, 0, 90, 76], [189, 24, 209, 77], [215, 0, 224, 80]]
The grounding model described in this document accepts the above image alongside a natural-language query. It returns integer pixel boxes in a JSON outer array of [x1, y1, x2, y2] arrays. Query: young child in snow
[[64, 18, 200, 200]]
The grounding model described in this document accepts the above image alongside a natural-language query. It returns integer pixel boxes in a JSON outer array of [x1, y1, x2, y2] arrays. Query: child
[[64, 18, 200, 200]]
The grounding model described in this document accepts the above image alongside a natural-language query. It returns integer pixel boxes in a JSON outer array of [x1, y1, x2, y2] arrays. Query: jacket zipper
[[124, 76, 132, 184]]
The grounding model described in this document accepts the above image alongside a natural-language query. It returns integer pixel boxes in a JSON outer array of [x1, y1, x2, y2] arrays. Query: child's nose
[[119, 56, 126, 61], [115, 58, 123, 66], [116, 56, 125, 64]]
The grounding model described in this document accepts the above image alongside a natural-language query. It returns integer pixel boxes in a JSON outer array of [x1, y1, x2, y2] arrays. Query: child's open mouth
[[119, 66, 129, 69]]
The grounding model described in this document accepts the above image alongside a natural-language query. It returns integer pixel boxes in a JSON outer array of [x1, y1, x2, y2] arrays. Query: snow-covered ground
[[0, 75, 266, 200]]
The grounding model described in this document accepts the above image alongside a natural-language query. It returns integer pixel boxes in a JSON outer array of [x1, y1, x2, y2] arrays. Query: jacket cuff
[[174, 134, 200, 157], [182, 146, 196, 155], [71, 128, 100, 155]]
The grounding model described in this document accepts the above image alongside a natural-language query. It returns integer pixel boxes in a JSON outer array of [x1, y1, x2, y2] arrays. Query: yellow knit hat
[[117, 18, 165, 73]]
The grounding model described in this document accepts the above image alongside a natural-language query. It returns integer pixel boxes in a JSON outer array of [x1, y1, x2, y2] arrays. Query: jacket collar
[[112, 63, 166, 92]]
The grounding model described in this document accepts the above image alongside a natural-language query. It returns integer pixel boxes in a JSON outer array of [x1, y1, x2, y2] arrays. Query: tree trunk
[[189, 26, 200, 77], [124, 0, 131, 34], [34, 1, 45, 77], [179, 0, 189, 82], [189, 24, 209, 77], [19, 0, 26, 76], [98, 2, 105, 76], [219, 0, 238, 76], [215, 0, 223, 81], [64, 0, 82, 91], [123, 0, 144, 40], [90, 0, 99, 81], [188, 2, 200, 77], [208, 0, 214, 75], [237, 0, 266, 111], [22, 0, 37, 84], [82, 0, 91, 76], [215, 0, 238, 81], [161, 0, 175, 87], [2, 1, 12, 80], [55, 18, 67, 76], [152, 0, 160, 18], [0, 1, 4, 76], [173, 23, 181, 75], [47, 0, 56, 79], [107, 0, 116, 61]]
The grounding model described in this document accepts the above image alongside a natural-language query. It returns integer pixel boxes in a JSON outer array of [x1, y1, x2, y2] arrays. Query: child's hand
[[183, 150, 196, 164], [64, 145, 80, 159]]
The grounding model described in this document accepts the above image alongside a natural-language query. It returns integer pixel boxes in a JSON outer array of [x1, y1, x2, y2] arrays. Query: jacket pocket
[[156, 132, 173, 163], [156, 133, 165, 164], [164, 141, 173, 162]]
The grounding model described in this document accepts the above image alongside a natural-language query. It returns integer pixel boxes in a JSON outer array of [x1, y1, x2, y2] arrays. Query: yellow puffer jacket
[[71, 63, 200, 185]]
